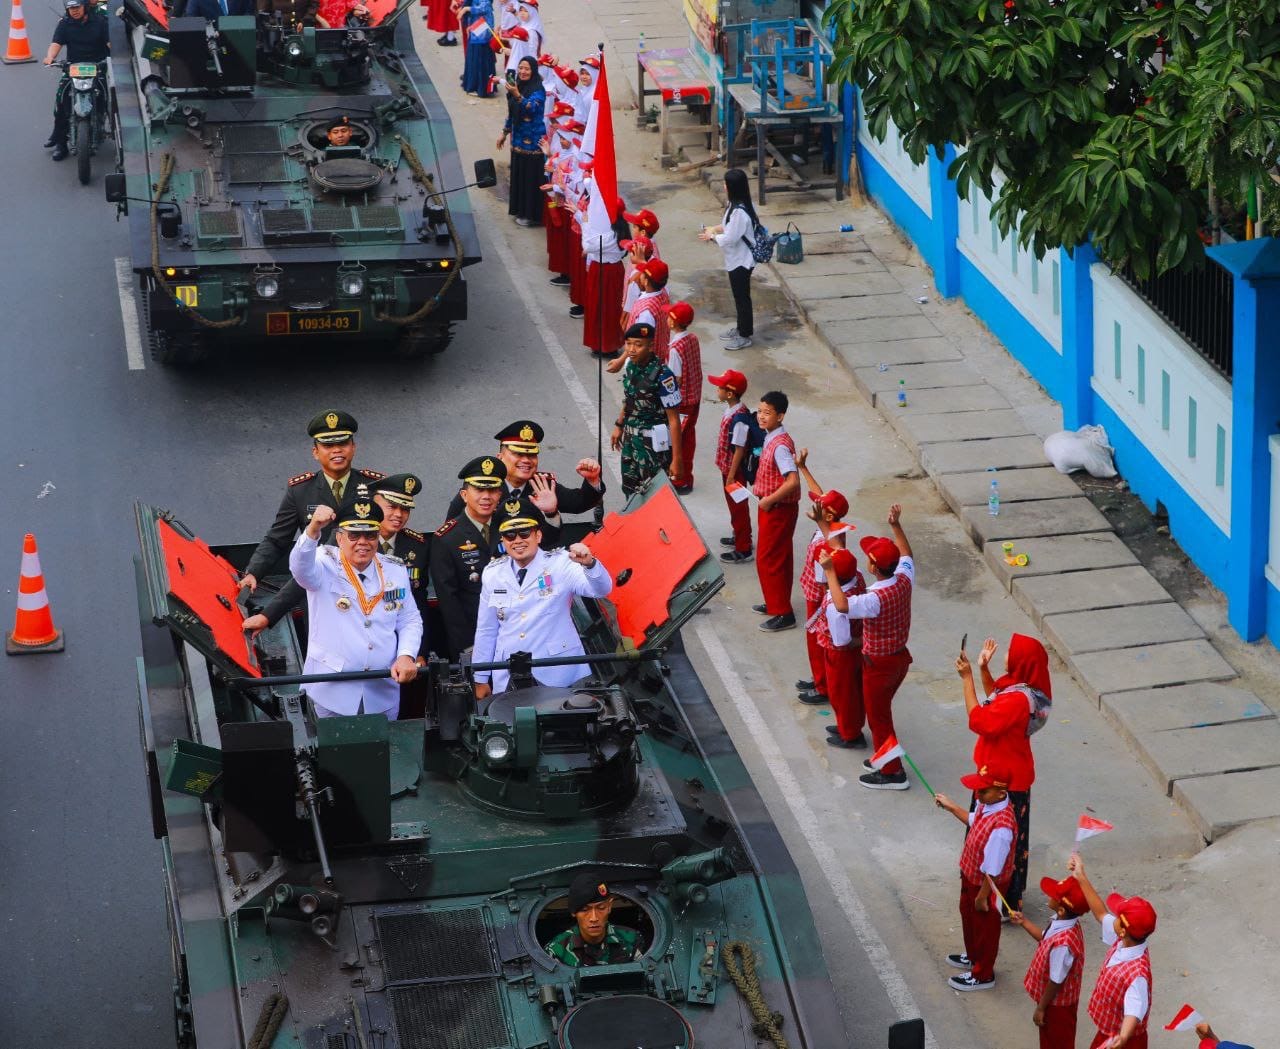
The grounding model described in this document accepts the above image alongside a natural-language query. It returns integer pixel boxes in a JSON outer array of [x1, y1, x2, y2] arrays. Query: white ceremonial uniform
[[472, 548, 613, 692], [289, 532, 424, 718]]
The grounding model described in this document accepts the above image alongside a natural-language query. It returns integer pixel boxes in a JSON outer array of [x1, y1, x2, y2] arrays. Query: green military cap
[[308, 409, 358, 445], [459, 455, 508, 489], [336, 483, 383, 531], [376, 472, 421, 508]]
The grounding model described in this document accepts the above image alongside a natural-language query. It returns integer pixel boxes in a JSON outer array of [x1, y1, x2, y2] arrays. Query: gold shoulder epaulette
[[434, 519, 457, 538], [288, 471, 317, 486], [363, 468, 387, 480], [402, 527, 426, 541]]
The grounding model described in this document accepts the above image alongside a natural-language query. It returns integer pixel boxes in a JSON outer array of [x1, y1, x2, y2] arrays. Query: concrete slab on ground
[[1071, 640, 1237, 704], [779, 253, 887, 278], [1043, 602, 1204, 655], [871, 385, 1008, 417], [807, 294, 929, 324], [1124, 717, 1280, 795], [822, 314, 943, 349], [897, 409, 1031, 450], [833, 338, 964, 368], [804, 232, 878, 255], [939, 467, 1082, 510], [786, 272, 911, 300], [856, 360, 982, 394], [1012, 566, 1172, 624], [983, 533, 1139, 589], [919, 435, 1050, 475], [960, 496, 1111, 544], [1102, 682, 1277, 735], [1174, 767, 1280, 841]]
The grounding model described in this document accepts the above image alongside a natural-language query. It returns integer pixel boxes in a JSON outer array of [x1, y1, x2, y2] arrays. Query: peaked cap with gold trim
[[336, 482, 383, 531], [307, 409, 358, 445], [458, 455, 508, 489], [493, 419, 544, 455], [376, 472, 422, 508]]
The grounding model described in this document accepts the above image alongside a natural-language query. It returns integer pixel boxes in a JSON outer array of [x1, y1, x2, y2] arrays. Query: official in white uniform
[[289, 485, 423, 719], [472, 505, 613, 697]]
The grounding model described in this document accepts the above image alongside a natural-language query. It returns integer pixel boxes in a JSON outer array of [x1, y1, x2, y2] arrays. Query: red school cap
[[811, 489, 849, 519], [634, 258, 669, 285], [859, 535, 900, 572], [1105, 893, 1158, 939], [668, 301, 694, 327], [1039, 876, 1089, 916], [622, 208, 660, 235], [708, 369, 747, 395], [829, 547, 858, 583], [960, 762, 1013, 791]]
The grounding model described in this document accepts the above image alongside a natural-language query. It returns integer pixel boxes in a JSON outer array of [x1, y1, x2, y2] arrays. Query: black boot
[[51, 142, 69, 161], [44, 132, 59, 148]]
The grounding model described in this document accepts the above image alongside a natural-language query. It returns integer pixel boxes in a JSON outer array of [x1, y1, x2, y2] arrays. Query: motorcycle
[[59, 60, 112, 185]]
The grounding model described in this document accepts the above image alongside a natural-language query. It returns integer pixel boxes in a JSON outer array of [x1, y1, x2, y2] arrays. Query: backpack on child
[[741, 412, 769, 485]]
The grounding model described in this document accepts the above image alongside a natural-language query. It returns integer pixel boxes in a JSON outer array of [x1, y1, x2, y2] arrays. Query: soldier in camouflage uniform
[[609, 322, 684, 497], [544, 873, 644, 967]]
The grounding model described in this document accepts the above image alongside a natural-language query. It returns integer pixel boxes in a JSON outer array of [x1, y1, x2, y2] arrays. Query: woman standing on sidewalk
[[956, 633, 1051, 912], [698, 167, 757, 350], [498, 57, 546, 227]]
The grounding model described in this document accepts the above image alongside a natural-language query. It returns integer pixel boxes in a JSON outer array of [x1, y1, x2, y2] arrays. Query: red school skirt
[[583, 260, 625, 354]]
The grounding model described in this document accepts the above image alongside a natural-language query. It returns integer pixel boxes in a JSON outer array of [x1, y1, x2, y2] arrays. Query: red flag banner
[[1164, 1004, 1204, 1032], [869, 734, 905, 771], [1075, 813, 1114, 842], [583, 50, 618, 237]]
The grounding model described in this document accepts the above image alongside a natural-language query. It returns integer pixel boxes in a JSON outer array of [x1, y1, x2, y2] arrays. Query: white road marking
[[115, 257, 145, 370], [693, 624, 939, 1049], [504, 212, 934, 1041]]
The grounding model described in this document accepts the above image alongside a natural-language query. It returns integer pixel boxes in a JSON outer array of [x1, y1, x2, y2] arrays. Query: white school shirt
[[966, 797, 1014, 876], [823, 578, 862, 646], [841, 556, 916, 619], [714, 206, 756, 271], [1099, 914, 1150, 1021], [760, 426, 796, 475], [1043, 916, 1080, 984]]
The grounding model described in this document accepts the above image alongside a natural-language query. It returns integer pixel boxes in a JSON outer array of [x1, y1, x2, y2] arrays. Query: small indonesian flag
[[467, 16, 491, 37], [869, 735, 905, 771], [1075, 813, 1114, 842], [1164, 1004, 1204, 1032]]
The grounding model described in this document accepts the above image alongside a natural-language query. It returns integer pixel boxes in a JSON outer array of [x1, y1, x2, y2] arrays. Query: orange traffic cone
[[6, 534, 64, 655], [2, 0, 36, 64]]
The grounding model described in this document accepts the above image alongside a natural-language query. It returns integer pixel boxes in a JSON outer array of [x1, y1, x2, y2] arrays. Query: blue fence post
[[1058, 242, 1098, 430], [1207, 238, 1280, 640], [926, 143, 960, 298]]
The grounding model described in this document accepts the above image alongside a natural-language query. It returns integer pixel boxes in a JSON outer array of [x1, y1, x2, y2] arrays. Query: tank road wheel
[[393, 322, 453, 360], [142, 286, 209, 367], [75, 116, 93, 185]]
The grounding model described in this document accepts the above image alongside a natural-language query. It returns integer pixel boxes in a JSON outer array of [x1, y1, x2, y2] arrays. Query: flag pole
[[597, 231, 604, 468], [984, 874, 1014, 916], [902, 752, 935, 797]]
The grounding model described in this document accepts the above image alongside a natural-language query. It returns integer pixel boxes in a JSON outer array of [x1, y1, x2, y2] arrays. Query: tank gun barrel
[[231, 650, 661, 689], [296, 756, 334, 884], [204, 24, 224, 78]]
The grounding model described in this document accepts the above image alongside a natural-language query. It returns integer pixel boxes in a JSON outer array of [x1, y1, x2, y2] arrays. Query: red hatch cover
[[583, 485, 706, 646], [157, 518, 260, 677]]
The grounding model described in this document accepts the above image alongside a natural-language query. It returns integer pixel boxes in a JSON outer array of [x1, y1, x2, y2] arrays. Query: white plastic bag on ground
[[1043, 425, 1117, 478]]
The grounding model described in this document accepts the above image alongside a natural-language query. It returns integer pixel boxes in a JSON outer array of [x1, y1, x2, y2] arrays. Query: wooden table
[[724, 79, 843, 204], [637, 48, 718, 165]]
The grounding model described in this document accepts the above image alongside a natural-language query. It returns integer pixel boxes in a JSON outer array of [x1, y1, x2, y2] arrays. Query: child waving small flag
[[1075, 814, 1114, 842], [1165, 1004, 1204, 1032]]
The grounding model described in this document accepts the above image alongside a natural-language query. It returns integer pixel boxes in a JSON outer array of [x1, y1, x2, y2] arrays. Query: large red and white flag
[[1075, 813, 1114, 842], [1164, 1004, 1204, 1032], [581, 50, 619, 238], [869, 735, 905, 771]]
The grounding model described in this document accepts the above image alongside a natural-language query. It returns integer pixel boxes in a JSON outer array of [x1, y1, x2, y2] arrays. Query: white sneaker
[[720, 326, 739, 340], [724, 335, 753, 351]]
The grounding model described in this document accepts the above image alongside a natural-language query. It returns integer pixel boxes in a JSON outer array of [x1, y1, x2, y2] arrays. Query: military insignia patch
[[405, 477, 418, 494], [482, 458, 495, 475], [289, 471, 317, 486], [435, 519, 457, 537], [325, 411, 339, 429], [520, 424, 534, 441], [355, 501, 371, 518], [505, 499, 522, 515]]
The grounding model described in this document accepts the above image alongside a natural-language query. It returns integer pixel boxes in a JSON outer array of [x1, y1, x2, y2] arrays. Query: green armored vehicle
[[134, 480, 925, 1048], [108, 0, 484, 365]]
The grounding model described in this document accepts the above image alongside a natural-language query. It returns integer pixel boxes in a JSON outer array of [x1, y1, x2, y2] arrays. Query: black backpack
[[741, 412, 769, 485]]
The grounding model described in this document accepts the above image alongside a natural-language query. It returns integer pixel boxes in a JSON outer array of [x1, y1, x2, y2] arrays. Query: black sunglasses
[[504, 527, 537, 540]]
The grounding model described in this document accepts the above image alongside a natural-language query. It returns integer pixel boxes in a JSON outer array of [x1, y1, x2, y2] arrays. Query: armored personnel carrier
[[108, 0, 484, 365], [134, 478, 925, 1048]]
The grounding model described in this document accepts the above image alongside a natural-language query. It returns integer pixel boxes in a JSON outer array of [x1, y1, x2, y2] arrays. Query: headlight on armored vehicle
[[285, 36, 305, 58], [255, 275, 280, 299], [339, 272, 365, 297], [482, 732, 513, 765]]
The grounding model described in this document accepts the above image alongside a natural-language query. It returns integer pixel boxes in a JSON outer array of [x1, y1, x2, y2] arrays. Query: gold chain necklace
[[340, 553, 385, 616]]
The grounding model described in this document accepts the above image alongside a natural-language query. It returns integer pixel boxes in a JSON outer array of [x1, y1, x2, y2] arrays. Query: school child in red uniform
[[709, 369, 753, 564], [1010, 876, 1088, 1049], [935, 763, 1019, 993], [750, 391, 800, 632], [836, 504, 914, 789], [793, 451, 854, 706], [814, 547, 866, 747], [1069, 855, 1157, 1049], [666, 301, 701, 492]]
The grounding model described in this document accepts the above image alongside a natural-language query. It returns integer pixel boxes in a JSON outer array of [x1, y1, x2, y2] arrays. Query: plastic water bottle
[[638, 32, 647, 53], [988, 476, 1001, 516], [896, 379, 907, 408], [839, 224, 855, 232], [877, 362, 888, 372]]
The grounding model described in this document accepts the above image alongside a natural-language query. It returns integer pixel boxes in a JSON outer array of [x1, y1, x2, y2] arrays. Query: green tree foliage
[[824, 0, 1280, 276]]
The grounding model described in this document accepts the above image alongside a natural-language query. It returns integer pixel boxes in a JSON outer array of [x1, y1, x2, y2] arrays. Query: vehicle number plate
[[173, 285, 199, 307], [266, 310, 361, 335], [69, 63, 98, 77]]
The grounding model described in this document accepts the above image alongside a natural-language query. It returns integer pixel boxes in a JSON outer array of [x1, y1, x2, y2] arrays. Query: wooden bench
[[637, 47, 718, 165]]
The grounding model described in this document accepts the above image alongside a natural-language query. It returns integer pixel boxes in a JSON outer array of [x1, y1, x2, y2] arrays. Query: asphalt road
[[0, 23, 606, 1045]]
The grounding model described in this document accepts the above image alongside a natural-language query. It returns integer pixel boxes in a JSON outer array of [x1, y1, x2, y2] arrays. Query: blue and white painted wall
[[851, 102, 1280, 647]]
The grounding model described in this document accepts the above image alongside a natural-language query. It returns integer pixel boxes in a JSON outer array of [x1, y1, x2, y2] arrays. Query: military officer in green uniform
[[544, 873, 644, 967], [609, 323, 684, 497], [240, 410, 385, 593], [430, 455, 511, 661]]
